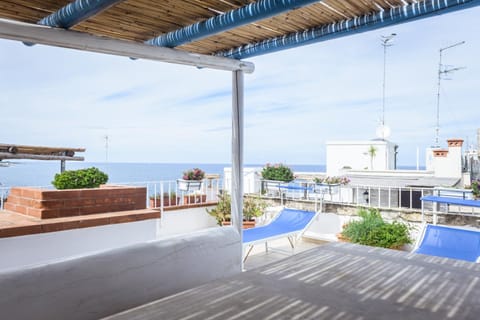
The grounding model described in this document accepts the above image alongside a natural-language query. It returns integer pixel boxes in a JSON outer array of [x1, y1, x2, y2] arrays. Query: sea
[[0, 162, 325, 188], [0, 161, 422, 188]]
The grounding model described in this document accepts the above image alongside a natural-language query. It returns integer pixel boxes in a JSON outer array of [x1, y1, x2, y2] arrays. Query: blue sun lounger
[[415, 195, 480, 263], [242, 208, 318, 262], [414, 224, 480, 262]]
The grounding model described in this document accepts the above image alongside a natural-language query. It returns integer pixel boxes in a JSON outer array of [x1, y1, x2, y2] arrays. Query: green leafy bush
[[341, 208, 412, 249], [261, 163, 294, 182], [52, 167, 108, 190], [472, 180, 480, 198]]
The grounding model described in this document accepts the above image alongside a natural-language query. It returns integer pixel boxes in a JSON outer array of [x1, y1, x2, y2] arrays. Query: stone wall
[[260, 197, 480, 227]]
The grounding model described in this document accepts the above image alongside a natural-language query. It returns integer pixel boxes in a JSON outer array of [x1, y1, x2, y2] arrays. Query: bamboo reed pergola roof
[[0, 0, 477, 64], [1, 1, 405, 54]]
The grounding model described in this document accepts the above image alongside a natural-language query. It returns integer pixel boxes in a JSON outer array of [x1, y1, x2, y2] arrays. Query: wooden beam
[[0, 18, 255, 73], [0, 153, 84, 161]]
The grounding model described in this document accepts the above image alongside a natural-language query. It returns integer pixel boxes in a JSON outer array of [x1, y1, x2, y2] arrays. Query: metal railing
[[0, 185, 8, 211], [0, 178, 473, 213], [0, 179, 222, 211], [257, 180, 441, 211]]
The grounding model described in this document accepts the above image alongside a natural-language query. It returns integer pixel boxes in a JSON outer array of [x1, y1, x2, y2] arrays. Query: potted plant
[[314, 176, 350, 194], [5, 167, 147, 219], [261, 163, 294, 182], [149, 192, 179, 208], [261, 163, 294, 195], [177, 168, 205, 191], [471, 180, 480, 199], [338, 208, 412, 250], [206, 192, 266, 229]]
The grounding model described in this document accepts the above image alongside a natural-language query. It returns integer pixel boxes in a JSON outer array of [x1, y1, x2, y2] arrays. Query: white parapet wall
[[0, 227, 242, 320], [0, 206, 218, 272]]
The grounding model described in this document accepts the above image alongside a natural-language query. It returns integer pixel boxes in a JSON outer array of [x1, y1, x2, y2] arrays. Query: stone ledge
[[0, 209, 160, 238]]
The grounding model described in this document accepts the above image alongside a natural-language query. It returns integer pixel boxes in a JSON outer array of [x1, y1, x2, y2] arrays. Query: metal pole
[[231, 70, 244, 237], [434, 41, 465, 147], [60, 160, 66, 172], [380, 33, 396, 137]]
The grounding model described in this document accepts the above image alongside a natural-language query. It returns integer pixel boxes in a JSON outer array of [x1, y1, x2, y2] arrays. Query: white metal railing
[[255, 179, 443, 211], [1, 185, 8, 210], [115, 179, 222, 210], [0, 179, 222, 211]]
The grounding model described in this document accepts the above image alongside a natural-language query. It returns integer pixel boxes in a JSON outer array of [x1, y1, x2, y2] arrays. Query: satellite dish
[[376, 125, 391, 140]]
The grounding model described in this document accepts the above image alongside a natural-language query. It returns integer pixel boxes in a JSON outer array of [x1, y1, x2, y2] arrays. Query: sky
[[0, 6, 479, 166]]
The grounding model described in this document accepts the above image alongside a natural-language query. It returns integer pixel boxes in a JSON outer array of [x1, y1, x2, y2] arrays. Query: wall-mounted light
[[363, 190, 369, 203]]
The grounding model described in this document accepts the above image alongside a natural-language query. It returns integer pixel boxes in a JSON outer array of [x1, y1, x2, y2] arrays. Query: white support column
[[231, 70, 244, 236]]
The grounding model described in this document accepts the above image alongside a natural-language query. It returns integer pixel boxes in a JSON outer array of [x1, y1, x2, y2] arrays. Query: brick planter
[[5, 185, 146, 219]]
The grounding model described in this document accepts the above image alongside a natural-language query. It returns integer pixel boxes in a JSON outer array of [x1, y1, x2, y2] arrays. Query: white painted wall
[[158, 206, 219, 237], [0, 227, 242, 320], [0, 206, 218, 272], [0, 219, 156, 272], [326, 140, 397, 176], [427, 144, 463, 178], [224, 167, 262, 194]]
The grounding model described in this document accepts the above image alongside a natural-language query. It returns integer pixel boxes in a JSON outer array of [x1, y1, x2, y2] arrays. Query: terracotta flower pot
[[149, 197, 179, 208], [221, 220, 256, 229], [183, 194, 207, 204]]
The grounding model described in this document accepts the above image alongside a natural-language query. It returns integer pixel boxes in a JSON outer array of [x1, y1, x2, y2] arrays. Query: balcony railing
[[0, 178, 474, 214], [0, 179, 222, 211]]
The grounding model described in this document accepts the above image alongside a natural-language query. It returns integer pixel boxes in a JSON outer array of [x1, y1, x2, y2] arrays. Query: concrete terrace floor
[[104, 241, 480, 320]]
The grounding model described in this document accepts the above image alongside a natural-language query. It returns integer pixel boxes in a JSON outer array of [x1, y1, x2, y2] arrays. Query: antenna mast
[[434, 41, 465, 147], [104, 135, 109, 163]]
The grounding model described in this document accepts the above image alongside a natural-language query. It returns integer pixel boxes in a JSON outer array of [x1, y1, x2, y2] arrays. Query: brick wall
[[5, 185, 146, 219]]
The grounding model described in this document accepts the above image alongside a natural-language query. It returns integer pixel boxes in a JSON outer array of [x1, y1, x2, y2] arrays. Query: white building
[[426, 139, 464, 178], [326, 140, 398, 176]]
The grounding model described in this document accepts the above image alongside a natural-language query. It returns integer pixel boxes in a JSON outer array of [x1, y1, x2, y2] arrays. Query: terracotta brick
[[4, 203, 16, 212], [136, 211, 161, 220], [8, 187, 22, 197], [41, 189, 82, 200], [40, 209, 67, 219], [39, 200, 65, 210], [78, 217, 111, 228], [14, 205, 28, 215], [57, 208, 81, 218], [25, 207, 43, 219], [0, 225, 43, 238], [66, 198, 96, 207], [110, 214, 138, 224], [5, 194, 20, 204], [60, 220, 82, 230], [41, 222, 69, 233]]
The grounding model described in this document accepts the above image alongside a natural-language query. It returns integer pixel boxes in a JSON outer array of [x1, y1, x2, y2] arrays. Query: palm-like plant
[[368, 145, 377, 170]]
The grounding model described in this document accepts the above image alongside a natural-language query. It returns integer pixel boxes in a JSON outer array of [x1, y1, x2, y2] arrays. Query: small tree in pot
[[207, 192, 266, 228]]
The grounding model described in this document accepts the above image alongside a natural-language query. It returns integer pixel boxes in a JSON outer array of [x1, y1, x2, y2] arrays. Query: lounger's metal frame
[[242, 208, 320, 262]]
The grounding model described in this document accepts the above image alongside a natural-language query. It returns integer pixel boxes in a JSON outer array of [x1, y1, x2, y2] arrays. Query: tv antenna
[[104, 135, 109, 163], [434, 41, 465, 147], [377, 33, 396, 140]]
